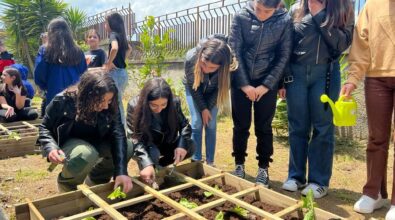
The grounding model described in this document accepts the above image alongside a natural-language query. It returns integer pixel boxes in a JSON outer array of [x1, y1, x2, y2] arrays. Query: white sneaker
[[354, 194, 384, 214], [282, 179, 306, 192], [301, 183, 328, 199], [386, 205, 395, 220]]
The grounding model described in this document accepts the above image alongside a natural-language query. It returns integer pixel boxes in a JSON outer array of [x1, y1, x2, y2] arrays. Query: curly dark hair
[[65, 69, 118, 125], [45, 17, 83, 66], [132, 78, 179, 144]]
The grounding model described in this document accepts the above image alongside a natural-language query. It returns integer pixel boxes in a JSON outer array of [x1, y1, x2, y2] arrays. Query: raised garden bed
[[15, 163, 344, 220], [0, 119, 42, 159]]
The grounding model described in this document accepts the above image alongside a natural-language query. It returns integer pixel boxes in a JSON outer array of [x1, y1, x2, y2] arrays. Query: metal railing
[[133, 0, 248, 57], [83, 4, 135, 42]]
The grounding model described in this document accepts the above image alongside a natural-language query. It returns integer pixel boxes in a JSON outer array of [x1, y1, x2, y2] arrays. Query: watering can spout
[[320, 94, 341, 119]]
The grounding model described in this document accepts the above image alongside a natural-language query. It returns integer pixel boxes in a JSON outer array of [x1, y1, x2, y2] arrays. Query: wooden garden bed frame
[[0, 119, 42, 159], [15, 163, 344, 220]]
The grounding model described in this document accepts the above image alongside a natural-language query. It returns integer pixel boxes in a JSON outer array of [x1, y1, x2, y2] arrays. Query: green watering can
[[320, 94, 357, 127]]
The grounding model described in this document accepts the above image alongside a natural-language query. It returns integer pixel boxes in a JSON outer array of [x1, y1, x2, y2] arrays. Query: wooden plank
[[22, 121, 39, 130], [26, 199, 44, 220], [77, 184, 127, 220], [174, 171, 283, 220], [274, 202, 302, 217], [132, 177, 206, 220], [0, 123, 10, 134], [63, 174, 225, 220], [163, 186, 260, 220]]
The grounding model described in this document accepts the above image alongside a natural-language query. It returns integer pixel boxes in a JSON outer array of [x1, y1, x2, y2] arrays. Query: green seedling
[[179, 198, 198, 209], [215, 211, 224, 220], [81, 217, 96, 220], [203, 185, 220, 198], [230, 205, 249, 218], [8, 131, 21, 141], [302, 189, 317, 220], [107, 186, 126, 200]]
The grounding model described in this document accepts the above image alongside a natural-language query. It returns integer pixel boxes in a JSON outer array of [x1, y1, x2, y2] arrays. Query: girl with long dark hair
[[38, 69, 133, 193], [184, 35, 237, 166], [279, 0, 354, 198], [126, 78, 195, 185], [0, 67, 38, 122], [34, 18, 87, 108], [104, 12, 132, 124]]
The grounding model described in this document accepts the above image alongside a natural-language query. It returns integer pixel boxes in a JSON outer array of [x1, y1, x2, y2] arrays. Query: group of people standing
[[28, 0, 395, 219]]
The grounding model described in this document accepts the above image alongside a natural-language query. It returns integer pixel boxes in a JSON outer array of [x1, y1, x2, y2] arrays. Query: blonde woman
[[184, 34, 237, 166]]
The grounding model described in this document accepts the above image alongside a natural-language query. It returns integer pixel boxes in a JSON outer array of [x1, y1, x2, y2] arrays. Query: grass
[[15, 169, 48, 182]]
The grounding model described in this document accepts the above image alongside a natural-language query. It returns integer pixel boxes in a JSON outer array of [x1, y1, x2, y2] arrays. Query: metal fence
[[83, 4, 135, 42], [133, 0, 248, 57]]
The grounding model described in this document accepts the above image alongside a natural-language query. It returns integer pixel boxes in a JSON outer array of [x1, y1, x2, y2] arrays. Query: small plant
[[179, 198, 198, 209], [302, 189, 317, 220], [8, 131, 21, 141], [107, 186, 126, 200], [81, 217, 95, 220], [230, 205, 249, 218], [203, 185, 220, 198], [215, 211, 224, 220]]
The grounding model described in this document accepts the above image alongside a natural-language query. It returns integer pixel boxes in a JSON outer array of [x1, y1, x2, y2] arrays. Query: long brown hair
[[193, 38, 238, 113], [0, 67, 26, 96], [132, 78, 179, 144], [65, 69, 118, 125], [294, 0, 353, 29], [45, 17, 83, 65]]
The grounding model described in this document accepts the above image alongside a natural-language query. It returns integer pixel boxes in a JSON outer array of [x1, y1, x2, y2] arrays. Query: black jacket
[[290, 5, 354, 64], [228, 1, 293, 90], [38, 93, 128, 176], [183, 47, 219, 112], [126, 97, 194, 169]]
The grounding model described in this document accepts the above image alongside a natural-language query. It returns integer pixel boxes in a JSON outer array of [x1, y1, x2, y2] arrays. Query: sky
[[64, 0, 214, 22]]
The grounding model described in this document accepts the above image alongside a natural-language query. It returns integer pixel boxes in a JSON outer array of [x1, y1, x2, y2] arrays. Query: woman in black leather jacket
[[38, 69, 133, 193], [228, 0, 293, 187], [126, 78, 195, 185], [279, 0, 354, 198]]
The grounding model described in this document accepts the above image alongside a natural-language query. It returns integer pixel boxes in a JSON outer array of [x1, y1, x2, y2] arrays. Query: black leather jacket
[[228, 1, 293, 90], [126, 97, 194, 169], [38, 93, 128, 176], [183, 47, 219, 112], [290, 4, 354, 64]]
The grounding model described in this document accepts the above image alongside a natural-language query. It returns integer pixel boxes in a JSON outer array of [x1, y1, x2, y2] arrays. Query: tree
[[0, 0, 66, 72], [64, 7, 87, 41]]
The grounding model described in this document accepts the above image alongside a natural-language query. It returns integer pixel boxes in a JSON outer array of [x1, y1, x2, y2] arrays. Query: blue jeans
[[185, 87, 218, 163], [109, 68, 128, 124], [285, 62, 340, 187]]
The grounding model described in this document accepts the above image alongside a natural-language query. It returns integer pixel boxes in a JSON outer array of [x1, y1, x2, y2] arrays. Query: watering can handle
[[338, 95, 355, 102]]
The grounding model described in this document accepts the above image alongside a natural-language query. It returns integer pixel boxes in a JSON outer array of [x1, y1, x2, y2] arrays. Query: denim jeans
[[109, 68, 128, 124], [285, 62, 340, 187], [185, 87, 218, 163], [58, 138, 134, 192]]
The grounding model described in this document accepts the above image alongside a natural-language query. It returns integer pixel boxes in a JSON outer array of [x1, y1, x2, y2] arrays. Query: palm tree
[[64, 7, 87, 41], [0, 0, 67, 72]]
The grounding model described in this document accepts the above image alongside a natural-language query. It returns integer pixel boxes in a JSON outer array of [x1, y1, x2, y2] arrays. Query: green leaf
[[203, 185, 220, 198], [230, 205, 249, 218], [107, 186, 127, 200], [215, 211, 224, 220], [179, 198, 198, 209]]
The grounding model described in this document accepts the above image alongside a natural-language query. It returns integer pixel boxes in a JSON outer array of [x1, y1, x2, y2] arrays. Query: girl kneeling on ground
[[127, 78, 195, 185], [38, 69, 133, 193], [0, 67, 38, 123]]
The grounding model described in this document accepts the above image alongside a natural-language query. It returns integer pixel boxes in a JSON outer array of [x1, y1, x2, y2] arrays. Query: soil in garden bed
[[97, 198, 177, 219], [98, 179, 302, 219]]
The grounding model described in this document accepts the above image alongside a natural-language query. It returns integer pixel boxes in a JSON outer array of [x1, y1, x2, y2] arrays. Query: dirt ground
[[0, 117, 392, 220]]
